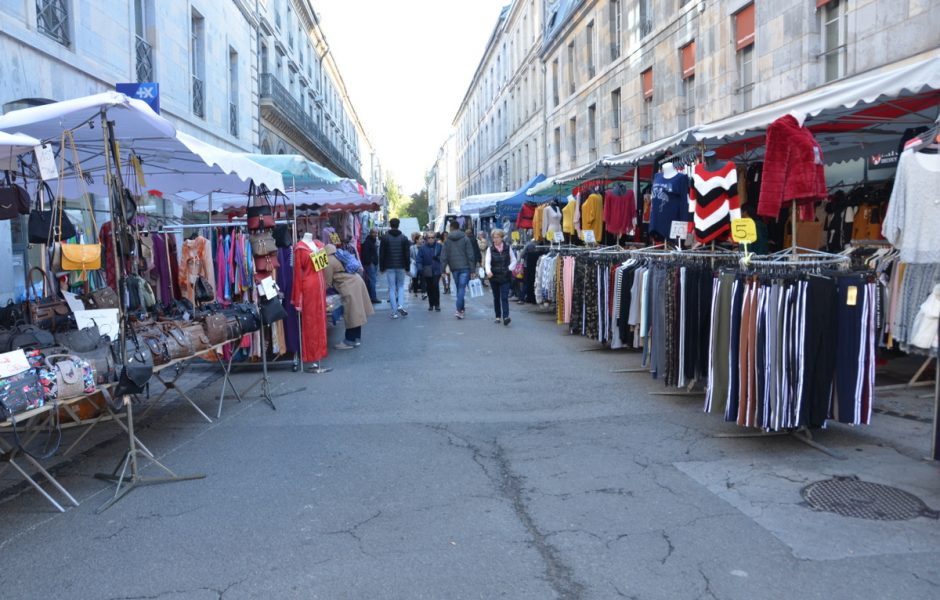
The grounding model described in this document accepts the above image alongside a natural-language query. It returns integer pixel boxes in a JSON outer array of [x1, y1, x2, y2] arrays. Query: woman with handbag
[[322, 244, 374, 350], [484, 229, 517, 326], [416, 234, 443, 312]]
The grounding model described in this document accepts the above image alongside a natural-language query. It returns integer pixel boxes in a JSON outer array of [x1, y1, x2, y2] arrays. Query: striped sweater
[[688, 161, 741, 243]]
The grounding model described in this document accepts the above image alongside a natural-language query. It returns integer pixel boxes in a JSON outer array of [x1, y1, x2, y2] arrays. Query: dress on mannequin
[[650, 162, 690, 239], [292, 235, 329, 363]]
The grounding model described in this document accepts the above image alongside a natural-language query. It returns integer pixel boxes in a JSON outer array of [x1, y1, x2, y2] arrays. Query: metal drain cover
[[801, 476, 939, 521]]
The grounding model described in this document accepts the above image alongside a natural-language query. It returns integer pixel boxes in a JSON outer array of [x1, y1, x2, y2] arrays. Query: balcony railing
[[136, 36, 154, 82], [192, 75, 205, 118], [259, 73, 361, 180], [229, 102, 238, 138]]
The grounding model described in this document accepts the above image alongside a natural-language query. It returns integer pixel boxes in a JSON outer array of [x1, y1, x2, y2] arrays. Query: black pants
[[801, 277, 838, 428], [344, 325, 361, 343], [424, 275, 440, 309], [491, 280, 510, 319], [411, 274, 424, 294]]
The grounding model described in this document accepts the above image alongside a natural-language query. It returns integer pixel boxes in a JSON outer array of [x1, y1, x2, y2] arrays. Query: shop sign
[[116, 82, 160, 114], [868, 150, 899, 170]]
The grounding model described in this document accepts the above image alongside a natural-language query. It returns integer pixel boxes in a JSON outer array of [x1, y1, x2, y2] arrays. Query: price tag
[[329, 232, 341, 245], [0, 350, 30, 379], [846, 285, 858, 307], [730, 218, 758, 244], [311, 249, 329, 272], [511, 231, 520, 242], [34, 144, 58, 181], [670, 221, 689, 240], [547, 231, 556, 242], [582, 230, 596, 244]]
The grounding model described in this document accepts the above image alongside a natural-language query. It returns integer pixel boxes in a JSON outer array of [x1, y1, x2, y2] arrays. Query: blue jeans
[[365, 264, 378, 301], [491, 280, 511, 319], [385, 268, 406, 313], [453, 269, 471, 312]]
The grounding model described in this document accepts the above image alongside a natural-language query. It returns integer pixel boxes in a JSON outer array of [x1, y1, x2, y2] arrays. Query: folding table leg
[[217, 348, 243, 419], [5, 459, 65, 513]]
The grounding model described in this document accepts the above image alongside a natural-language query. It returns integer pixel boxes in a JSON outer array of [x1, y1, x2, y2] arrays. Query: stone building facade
[[450, 0, 940, 200], [427, 134, 458, 227]]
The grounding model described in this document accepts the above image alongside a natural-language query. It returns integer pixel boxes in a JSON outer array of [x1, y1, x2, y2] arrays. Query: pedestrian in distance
[[416, 232, 443, 311], [409, 232, 426, 298], [485, 228, 517, 326], [476, 231, 490, 287], [379, 217, 411, 319], [322, 244, 374, 349], [440, 231, 451, 294], [440, 220, 476, 319], [361, 228, 381, 303]]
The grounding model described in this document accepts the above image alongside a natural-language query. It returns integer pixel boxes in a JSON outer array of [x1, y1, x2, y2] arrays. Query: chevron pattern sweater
[[688, 161, 741, 243]]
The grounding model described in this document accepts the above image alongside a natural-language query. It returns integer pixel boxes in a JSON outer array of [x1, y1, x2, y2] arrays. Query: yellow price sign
[[730, 218, 758, 244], [547, 231, 557, 242], [511, 231, 520, 242], [311, 249, 329, 272], [329, 232, 341, 245]]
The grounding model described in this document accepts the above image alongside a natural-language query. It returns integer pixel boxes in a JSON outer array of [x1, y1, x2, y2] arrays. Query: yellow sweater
[[581, 193, 604, 241], [562, 196, 579, 234], [532, 204, 544, 241]]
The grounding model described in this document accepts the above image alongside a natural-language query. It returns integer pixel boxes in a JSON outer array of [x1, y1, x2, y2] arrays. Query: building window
[[554, 127, 562, 172], [190, 10, 205, 119], [568, 116, 577, 166], [588, 104, 597, 161], [260, 43, 269, 75], [641, 67, 653, 101], [567, 41, 575, 95], [679, 41, 695, 130], [552, 58, 560, 106], [735, 4, 755, 112], [641, 98, 652, 144], [229, 49, 239, 137], [36, 0, 70, 47], [531, 66, 538, 112], [639, 0, 653, 38], [134, 0, 154, 82], [610, 88, 621, 151], [820, 0, 847, 82], [586, 21, 595, 79], [610, 0, 622, 61]]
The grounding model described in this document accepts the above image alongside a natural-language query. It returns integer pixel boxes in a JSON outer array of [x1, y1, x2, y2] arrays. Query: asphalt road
[[1, 284, 939, 599]]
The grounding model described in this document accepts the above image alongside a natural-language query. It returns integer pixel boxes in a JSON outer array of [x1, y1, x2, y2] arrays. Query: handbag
[[272, 191, 292, 247], [230, 303, 261, 335], [259, 296, 287, 324], [249, 231, 276, 257], [160, 321, 194, 360], [81, 343, 117, 385], [181, 322, 211, 352], [246, 182, 275, 229], [0, 299, 28, 328], [54, 324, 102, 353], [4, 324, 55, 352], [0, 367, 45, 419], [254, 252, 280, 273], [201, 313, 229, 344], [133, 324, 171, 366], [28, 182, 76, 244], [0, 171, 30, 220], [45, 354, 96, 401], [111, 332, 154, 397], [85, 285, 119, 310], [59, 244, 102, 272], [194, 276, 215, 303], [52, 131, 102, 273], [26, 267, 71, 331]]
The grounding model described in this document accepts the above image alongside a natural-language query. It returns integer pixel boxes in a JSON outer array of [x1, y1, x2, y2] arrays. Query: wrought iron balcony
[[229, 102, 238, 138], [136, 36, 154, 82], [259, 73, 362, 181], [192, 75, 205, 118]]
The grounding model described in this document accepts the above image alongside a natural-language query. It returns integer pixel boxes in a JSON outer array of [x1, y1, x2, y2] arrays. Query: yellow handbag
[[60, 243, 102, 271]]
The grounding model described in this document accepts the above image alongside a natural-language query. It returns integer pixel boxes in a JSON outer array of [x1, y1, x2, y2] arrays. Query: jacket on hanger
[[758, 115, 827, 219]]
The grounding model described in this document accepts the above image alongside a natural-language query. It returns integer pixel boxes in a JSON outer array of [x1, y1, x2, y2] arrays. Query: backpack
[[334, 249, 362, 273]]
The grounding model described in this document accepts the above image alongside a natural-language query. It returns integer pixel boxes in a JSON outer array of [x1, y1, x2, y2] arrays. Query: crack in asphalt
[[321, 510, 382, 557], [106, 576, 248, 600], [696, 565, 718, 600], [660, 531, 675, 565]]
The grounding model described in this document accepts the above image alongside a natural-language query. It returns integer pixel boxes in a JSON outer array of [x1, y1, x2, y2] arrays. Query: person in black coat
[[361, 228, 380, 303], [379, 218, 411, 317]]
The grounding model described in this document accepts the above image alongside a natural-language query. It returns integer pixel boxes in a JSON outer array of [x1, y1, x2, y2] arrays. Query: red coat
[[757, 115, 827, 219], [291, 240, 328, 362]]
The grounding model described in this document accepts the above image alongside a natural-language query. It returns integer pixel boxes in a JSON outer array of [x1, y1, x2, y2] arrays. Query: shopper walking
[[441, 231, 451, 294], [379, 218, 411, 318], [416, 233, 443, 311], [440, 221, 476, 319], [485, 229, 517, 326], [476, 231, 490, 287], [361, 228, 380, 303], [409, 232, 425, 298], [322, 244, 374, 349]]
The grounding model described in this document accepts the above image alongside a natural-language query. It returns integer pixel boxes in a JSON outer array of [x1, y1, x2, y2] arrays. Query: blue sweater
[[415, 242, 443, 277]]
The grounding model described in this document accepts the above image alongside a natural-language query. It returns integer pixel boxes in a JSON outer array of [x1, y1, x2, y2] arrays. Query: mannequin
[[543, 198, 563, 239], [292, 232, 330, 372], [702, 151, 727, 172], [649, 161, 691, 240], [661, 161, 678, 179]]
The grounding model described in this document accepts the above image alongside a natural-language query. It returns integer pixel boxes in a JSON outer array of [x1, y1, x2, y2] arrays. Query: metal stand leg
[[151, 365, 213, 424], [257, 326, 276, 411], [0, 437, 79, 512], [94, 397, 205, 513], [875, 356, 935, 391], [217, 346, 244, 419], [714, 426, 846, 459]]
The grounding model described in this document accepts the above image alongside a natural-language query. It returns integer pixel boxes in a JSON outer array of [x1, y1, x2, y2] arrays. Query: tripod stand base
[[94, 449, 205, 513]]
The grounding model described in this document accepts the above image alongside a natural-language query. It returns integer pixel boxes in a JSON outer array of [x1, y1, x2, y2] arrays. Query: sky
[[315, 0, 512, 196]]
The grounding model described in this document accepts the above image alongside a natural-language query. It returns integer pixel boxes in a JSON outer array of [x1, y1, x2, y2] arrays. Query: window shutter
[[641, 68, 653, 99], [816, 0, 834, 7], [735, 3, 755, 51], [681, 41, 696, 79]]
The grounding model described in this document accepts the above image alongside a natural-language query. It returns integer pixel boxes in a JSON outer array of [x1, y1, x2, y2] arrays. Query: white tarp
[[0, 131, 40, 170], [459, 191, 513, 214], [694, 51, 940, 143], [0, 91, 284, 196], [603, 128, 699, 167]]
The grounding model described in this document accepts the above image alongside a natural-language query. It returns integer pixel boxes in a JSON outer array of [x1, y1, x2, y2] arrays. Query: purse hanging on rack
[[26, 266, 71, 331], [0, 170, 30, 220], [273, 191, 292, 247], [246, 182, 274, 230], [55, 131, 102, 274], [194, 275, 215, 303], [28, 181, 75, 244]]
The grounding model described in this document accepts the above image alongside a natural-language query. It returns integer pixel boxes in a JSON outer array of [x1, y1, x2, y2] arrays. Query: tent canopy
[[244, 153, 341, 190], [459, 191, 513, 214], [0, 131, 40, 170], [0, 92, 285, 197], [497, 173, 554, 219]]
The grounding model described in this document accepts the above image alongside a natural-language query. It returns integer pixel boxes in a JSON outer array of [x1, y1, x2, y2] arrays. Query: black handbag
[[230, 303, 261, 334], [246, 182, 274, 229], [2, 324, 55, 352], [194, 276, 215, 303], [54, 325, 102, 353], [272, 192, 291, 247], [28, 183, 76, 244], [0, 171, 30, 220], [112, 332, 154, 397], [259, 296, 287, 324], [0, 299, 28, 328]]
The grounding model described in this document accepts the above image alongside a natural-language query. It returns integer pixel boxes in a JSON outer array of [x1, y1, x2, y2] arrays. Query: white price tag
[[259, 276, 280, 300], [582, 230, 596, 244], [62, 291, 87, 314], [34, 144, 58, 181], [0, 350, 31, 379], [670, 221, 689, 240]]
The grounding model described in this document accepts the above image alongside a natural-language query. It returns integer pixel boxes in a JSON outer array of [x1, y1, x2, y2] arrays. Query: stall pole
[[933, 349, 939, 461]]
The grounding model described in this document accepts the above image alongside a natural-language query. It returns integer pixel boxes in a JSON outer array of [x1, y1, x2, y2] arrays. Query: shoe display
[[503, 317, 511, 326], [334, 341, 355, 350]]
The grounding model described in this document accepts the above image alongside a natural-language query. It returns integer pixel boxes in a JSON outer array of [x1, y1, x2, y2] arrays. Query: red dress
[[291, 240, 328, 362]]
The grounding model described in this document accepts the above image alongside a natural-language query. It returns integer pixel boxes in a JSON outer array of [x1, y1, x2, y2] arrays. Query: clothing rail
[[159, 219, 293, 232]]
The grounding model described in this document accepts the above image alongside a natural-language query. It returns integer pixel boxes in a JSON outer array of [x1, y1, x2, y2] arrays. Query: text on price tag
[[730, 218, 758, 244], [581, 229, 596, 244], [311, 249, 329, 272], [670, 221, 689, 240]]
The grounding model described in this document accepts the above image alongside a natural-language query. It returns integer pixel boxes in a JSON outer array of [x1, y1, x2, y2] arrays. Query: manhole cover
[[801, 476, 939, 521]]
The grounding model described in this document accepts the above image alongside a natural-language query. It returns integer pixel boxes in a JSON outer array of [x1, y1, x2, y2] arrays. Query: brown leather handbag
[[181, 322, 211, 353], [26, 267, 71, 331], [160, 321, 194, 360], [254, 252, 280, 273], [249, 231, 276, 257], [84, 285, 119, 310], [202, 313, 228, 345], [133, 324, 171, 366]]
